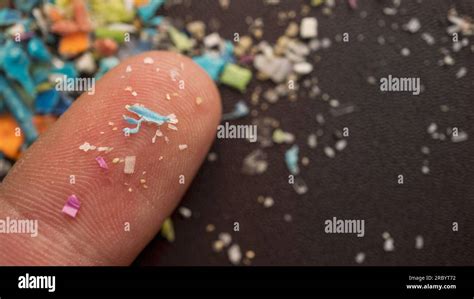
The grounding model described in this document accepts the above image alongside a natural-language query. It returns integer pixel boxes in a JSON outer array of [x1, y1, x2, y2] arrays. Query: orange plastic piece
[[0, 115, 24, 159], [94, 38, 118, 57], [51, 20, 80, 36], [59, 32, 90, 57], [73, 0, 92, 32], [134, 0, 150, 7], [33, 115, 57, 135], [47, 7, 64, 23]]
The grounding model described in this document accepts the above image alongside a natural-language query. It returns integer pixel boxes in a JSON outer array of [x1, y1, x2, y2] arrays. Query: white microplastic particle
[[355, 252, 366, 264], [300, 17, 318, 38], [228, 244, 242, 265], [179, 144, 188, 150], [144, 57, 154, 64], [415, 235, 424, 249], [124, 156, 136, 174]]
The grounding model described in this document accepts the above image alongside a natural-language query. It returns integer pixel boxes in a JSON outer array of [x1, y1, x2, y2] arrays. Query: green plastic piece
[[90, 0, 135, 24], [219, 63, 252, 93], [94, 28, 126, 43], [168, 27, 193, 52], [161, 218, 175, 242]]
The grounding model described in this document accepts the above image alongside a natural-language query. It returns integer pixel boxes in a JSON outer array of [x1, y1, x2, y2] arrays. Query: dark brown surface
[[134, 0, 474, 266]]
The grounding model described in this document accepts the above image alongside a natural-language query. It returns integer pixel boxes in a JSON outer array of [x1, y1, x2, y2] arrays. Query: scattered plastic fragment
[[222, 100, 249, 121], [123, 104, 178, 136], [95, 156, 108, 169], [300, 17, 318, 38], [124, 156, 136, 174], [178, 207, 192, 218], [415, 235, 424, 249], [179, 144, 188, 150], [242, 149, 268, 175], [228, 244, 242, 265], [382, 232, 395, 252], [219, 63, 252, 92], [355, 252, 365, 264], [161, 217, 175, 242], [272, 129, 295, 144], [62, 195, 81, 218], [285, 145, 300, 175], [293, 176, 308, 195]]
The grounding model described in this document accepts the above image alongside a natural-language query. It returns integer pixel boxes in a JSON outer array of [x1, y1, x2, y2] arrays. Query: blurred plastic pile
[[0, 0, 253, 178]]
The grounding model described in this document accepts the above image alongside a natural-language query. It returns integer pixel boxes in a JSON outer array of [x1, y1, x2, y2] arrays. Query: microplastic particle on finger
[[95, 156, 108, 169], [62, 195, 81, 218], [112, 158, 120, 164], [161, 218, 175, 242], [144, 57, 154, 64], [126, 65, 132, 72], [196, 97, 203, 105], [179, 144, 188, 150], [124, 156, 136, 174], [168, 124, 178, 130]]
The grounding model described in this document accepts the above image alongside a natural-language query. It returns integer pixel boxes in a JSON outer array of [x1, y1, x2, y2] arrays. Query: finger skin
[[0, 51, 221, 265]]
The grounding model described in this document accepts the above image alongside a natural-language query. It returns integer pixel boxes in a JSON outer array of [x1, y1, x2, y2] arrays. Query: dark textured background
[[138, 0, 470, 266]]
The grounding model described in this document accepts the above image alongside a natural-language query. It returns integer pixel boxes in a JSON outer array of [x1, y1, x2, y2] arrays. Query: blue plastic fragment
[[221, 40, 235, 64], [0, 76, 38, 145], [35, 89, 60, 114], [122, 103, 176, 135], [222, 100, 249, 121], [31, 64, 50, 84], [0, 41, 36, 98], [51, 62, 78, 79], [0, 9, 22, 26], [14, 0, 39, 13], [95, 57, 120, 79], [146, 16, 164, 26], [193, 54, 226, 81], [137, 0, 165, 22], [51, 92, 73, 116], [285, 144, 300, 175], [27, 37, 51, 62]]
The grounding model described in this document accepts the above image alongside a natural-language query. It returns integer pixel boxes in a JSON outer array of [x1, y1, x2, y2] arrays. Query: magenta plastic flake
[[62, 195, 81, 218], [95, 156, 108, 169]]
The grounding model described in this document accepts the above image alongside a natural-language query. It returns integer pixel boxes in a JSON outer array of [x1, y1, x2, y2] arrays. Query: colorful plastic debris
[[219, 63, 252, 92], [62, 195, 81, 218], [161, 217, 175, 242], [124, 156, 136, 174], [122, 103, 178, 136], [95, 156, 109, 169], [222, 100, 249, 121], [285, 145, 299, 175]]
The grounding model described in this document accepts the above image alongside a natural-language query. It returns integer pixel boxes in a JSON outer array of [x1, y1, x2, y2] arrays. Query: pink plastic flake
[[62, 195, 81, 218], [95, 156, 108, 169]]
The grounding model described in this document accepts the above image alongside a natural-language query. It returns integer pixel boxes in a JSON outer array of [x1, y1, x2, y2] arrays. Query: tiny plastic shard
[[324, 146, 336, 158], [219, 232, 232, 246], [228, 244, 242, 265], [95, 156, 108, 169], [161, 218, 175, 242], [293, 176, 308, 195], [383, 232, 395, 252], [355, 252, 365, 264], [242, 149, 268, 175], [62, 195, 81, 218], [126, 65, 132, 72], [124, 156, 136, 174], [285, 145, 300, 175], [263, 196, 274, 208], [178, 207, 192, 219], [168, 124, 178, 131], [222, 100, 249, 121], [415, 235, 424, 250], [112, 158, 120, 164], [144, 57, 154, 64], [300, 17, 318, 38], [335, 139, 348, 151], [196, 97, 203, 105], [272, 129, 295, 144], [179, 144, 188, 151]]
